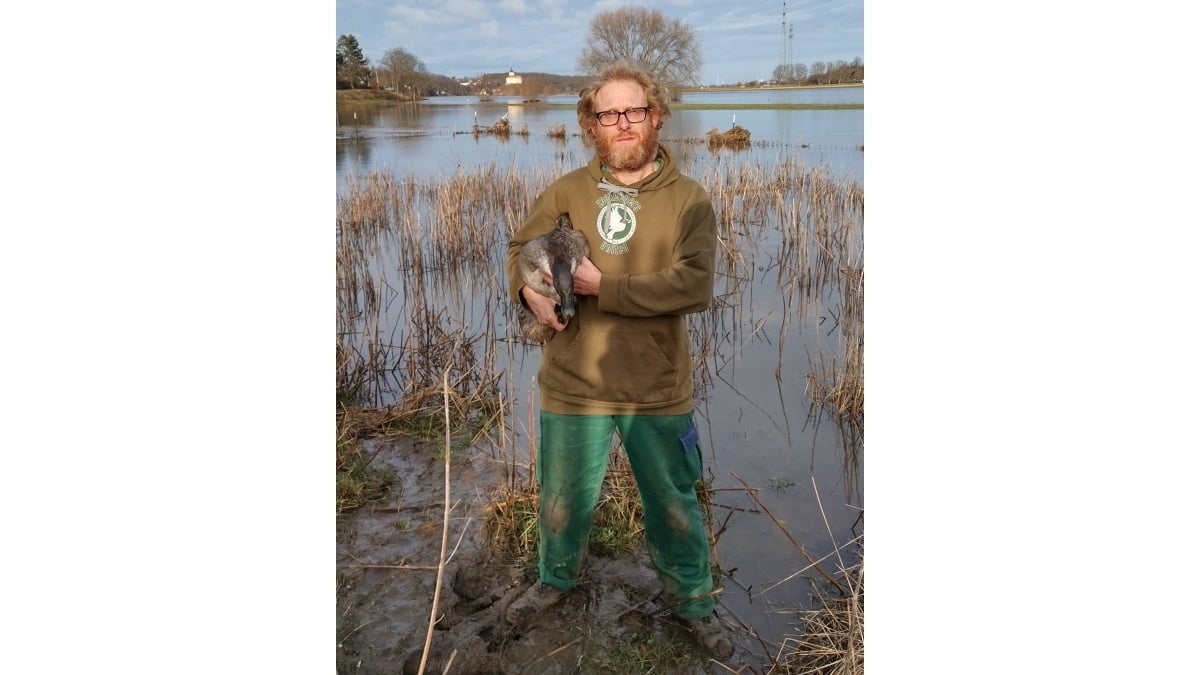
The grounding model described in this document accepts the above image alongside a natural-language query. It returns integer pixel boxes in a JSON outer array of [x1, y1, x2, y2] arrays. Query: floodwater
[[336, 88, 864, 186], [335, 87, 864, 655]]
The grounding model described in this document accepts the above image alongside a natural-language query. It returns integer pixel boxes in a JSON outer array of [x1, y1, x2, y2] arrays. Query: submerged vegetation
[[336, 145, 864, 672]]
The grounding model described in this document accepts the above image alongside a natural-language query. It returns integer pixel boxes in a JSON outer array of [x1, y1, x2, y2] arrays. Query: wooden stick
[[517, 637, 582, 674], [528, 376, 537, 492], [418, 367, 454, 675], [339, 564, 438, 571], [811, 475, 846, 573]]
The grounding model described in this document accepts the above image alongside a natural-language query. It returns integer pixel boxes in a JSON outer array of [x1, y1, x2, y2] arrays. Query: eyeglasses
[[595, 107, 651, 126]]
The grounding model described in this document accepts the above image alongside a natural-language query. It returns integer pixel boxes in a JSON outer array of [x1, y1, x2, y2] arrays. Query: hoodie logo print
[[596, 203, 637, 255], [595, 195, 639, 256]]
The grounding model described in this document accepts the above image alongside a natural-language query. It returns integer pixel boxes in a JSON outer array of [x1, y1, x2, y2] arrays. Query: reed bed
[[693, 157, 865, 425], [336, 163, 565, 407], [336, 144, 865, 669], [767, 559, 864, 675]]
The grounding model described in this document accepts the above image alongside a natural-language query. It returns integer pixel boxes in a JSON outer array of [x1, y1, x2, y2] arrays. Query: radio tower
[[780, 1, 788, 68], [788, 22, 794, 68]]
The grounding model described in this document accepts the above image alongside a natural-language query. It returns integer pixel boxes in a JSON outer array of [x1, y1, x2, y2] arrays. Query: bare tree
[[772, 62, 811, 85], [831, 60, 848, 83], [379, 47, 428, 98], [577, 6, 702, 94], [809, 61, 828, 85]]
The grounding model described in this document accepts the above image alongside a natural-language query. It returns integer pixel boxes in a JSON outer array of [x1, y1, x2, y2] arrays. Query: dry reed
[[417, 368, 455, 675], [767, 560, 863, 675]]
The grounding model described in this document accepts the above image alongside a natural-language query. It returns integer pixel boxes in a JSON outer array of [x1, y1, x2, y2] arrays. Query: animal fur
[[516, 213, 590, 344]]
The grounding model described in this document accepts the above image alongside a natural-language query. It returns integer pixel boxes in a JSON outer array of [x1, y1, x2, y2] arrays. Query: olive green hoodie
[[505, 144, 717, 415]]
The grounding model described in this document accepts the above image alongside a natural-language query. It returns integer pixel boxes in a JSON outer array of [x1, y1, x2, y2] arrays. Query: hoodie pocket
[[545, 327, 680, 404]]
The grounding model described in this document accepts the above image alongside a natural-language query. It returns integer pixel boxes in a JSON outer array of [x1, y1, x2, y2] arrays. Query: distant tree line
[[772, 57, 864, 86], [338, 5, 861, 97], [337, 33, 587, 96]]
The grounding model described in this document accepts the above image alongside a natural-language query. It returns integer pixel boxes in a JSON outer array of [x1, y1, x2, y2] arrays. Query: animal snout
[[558, 296, 577, 319]]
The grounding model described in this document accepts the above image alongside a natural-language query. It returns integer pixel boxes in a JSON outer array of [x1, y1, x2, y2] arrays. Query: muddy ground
[[336, 436, 760, 674]]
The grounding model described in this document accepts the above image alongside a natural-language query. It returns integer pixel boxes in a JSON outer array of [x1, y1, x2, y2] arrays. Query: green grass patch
[[336, 89, 413, 104], [588, 521, 644, 558], [588, 627, 695, 673], [769, 476, 797, 491], [335, 439, 396, 517]]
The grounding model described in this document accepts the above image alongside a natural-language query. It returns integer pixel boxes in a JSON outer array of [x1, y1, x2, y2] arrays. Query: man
[[503, 62, 732, 661]]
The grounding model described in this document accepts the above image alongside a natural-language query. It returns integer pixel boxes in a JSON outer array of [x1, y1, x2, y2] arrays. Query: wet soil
[[336, 437, 751, 674]]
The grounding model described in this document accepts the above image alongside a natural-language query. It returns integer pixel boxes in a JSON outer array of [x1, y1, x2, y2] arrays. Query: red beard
[[595, 126, 659, 173]]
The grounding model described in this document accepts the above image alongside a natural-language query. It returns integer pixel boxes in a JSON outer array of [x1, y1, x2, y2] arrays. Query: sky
[[334, 0, 863, 85]]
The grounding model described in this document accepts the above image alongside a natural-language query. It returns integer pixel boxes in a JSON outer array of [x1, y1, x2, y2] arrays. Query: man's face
[[591, 79, 661, 173]]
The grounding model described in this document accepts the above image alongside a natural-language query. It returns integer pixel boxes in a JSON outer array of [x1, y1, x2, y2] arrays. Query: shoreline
[[337, 82, 863, 105]]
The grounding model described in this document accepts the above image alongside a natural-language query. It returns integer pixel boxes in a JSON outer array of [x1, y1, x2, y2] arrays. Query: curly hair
[[575, 62, 671, 149]]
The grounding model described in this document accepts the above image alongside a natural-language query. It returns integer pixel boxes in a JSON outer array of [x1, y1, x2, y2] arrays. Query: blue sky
[[335, 0, 863, 85]]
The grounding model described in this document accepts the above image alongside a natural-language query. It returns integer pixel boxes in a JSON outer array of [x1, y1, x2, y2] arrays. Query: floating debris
[[705, 123, 751, 149], [475, 116, 511, 136], [455, 113, 528, 137]]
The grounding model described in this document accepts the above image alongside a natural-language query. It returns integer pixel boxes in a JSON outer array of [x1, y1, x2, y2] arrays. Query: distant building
[[505, 69, 523, 86]]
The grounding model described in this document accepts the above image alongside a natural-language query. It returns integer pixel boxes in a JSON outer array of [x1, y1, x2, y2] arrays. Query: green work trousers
[[536, 410, 715, 619]]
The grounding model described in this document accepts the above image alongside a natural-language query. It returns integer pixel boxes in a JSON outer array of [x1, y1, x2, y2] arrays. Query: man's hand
[[521, 285, 567, 332], [573, 257, 601, 296]]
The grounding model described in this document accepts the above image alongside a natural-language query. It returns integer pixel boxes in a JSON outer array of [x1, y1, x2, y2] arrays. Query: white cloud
[[342, 0, 862, 84], [386, 0, 488, 26], [478, 20, 500, 38]]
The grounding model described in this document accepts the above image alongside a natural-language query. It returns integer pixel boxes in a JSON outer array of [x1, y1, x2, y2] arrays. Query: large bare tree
[[577, 6, 702, 93], [378, 47, 428, 97]]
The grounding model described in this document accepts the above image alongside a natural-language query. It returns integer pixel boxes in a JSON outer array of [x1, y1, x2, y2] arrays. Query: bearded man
[[503, 62, 732, 661]]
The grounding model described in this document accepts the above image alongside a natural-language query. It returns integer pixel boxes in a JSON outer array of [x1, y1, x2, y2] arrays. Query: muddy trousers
[[536, 411, 715, 619]]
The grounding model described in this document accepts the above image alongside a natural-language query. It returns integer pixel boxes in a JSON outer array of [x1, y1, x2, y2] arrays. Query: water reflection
[[335, 138, 372, 173], [336, 89, 863, 186]]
